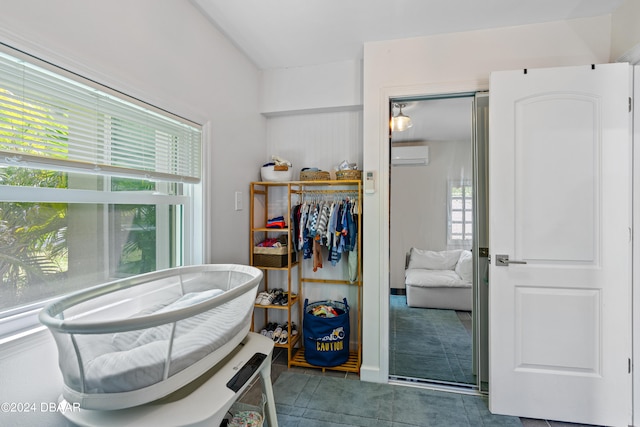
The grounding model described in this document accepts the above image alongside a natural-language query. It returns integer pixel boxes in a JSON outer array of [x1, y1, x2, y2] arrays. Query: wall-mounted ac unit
[[391, 145, 429, 166]]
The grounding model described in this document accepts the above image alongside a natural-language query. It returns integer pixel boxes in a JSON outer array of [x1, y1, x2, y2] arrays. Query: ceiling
[[191, 0, 624, 70]]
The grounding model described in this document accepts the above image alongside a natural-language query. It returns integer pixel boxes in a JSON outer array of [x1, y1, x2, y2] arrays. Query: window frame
[[0, 46, 203, 342], [0, 183, 198, 343], [447, 179, 473, 249]]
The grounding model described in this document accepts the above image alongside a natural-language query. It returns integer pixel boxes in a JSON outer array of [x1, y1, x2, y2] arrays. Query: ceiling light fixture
[[391, 103, 413, 132]]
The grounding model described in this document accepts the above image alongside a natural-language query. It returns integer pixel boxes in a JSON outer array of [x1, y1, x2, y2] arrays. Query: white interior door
[[488, 63, 632, 426]]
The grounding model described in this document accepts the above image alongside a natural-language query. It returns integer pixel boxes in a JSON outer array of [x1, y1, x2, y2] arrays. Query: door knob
[[495, 254, 527, 266]]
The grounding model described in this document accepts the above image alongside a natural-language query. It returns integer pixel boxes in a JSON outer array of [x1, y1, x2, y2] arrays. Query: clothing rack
[[296, 190, 358, 197], [295, 188, 358, 196], [287, 180, 363, 374], [294, 189, 359, 206]]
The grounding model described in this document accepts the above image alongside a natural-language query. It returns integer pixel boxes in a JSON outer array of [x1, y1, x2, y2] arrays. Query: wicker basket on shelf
[[335, 170, 362, 181], [300, 170, 331, 181], [253, 245, 296, 268]]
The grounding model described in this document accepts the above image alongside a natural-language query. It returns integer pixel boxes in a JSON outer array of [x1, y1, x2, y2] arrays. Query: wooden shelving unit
[[250, 180, 362, 373], [250, 182, 301, 364]]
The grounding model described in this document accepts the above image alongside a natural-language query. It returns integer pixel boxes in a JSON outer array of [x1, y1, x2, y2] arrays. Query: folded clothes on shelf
[[266, 216, 286, 228], [256, 238, 282, 248]]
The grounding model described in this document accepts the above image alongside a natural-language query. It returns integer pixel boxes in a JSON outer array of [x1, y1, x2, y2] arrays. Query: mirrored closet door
[[388, 93, 488, 392]]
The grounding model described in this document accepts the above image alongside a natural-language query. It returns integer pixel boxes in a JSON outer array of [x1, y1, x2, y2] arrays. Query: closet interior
[[250, 180, 362, 373]]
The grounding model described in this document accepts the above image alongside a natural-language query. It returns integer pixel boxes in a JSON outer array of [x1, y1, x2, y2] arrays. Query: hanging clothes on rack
[[291, 190, 360, 277], [328, 200, 341, 266], [348, 201, 359, 283]]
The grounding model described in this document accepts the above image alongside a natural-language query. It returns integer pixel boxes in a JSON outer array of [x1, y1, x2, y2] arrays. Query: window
[[447, 180, 472, 248], [0, 48, 202, 336]]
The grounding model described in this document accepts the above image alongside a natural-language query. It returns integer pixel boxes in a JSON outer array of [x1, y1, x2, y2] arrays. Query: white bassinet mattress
[[71, 289, 250, 394]]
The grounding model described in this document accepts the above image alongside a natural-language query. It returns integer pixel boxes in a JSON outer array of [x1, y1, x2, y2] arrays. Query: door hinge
[[630, 97, 633, 113], [629, 358, 632, 374]]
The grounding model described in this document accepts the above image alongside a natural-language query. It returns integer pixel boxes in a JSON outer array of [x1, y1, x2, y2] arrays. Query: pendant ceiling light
[[391, 103, 413, 132]]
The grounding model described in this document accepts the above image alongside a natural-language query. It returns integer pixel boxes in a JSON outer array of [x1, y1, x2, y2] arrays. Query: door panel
[[515, 94, 598, 262], [488, 63, 631, 426], [515, 287, 600, 373]]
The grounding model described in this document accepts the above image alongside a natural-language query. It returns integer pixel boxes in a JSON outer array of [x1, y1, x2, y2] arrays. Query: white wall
[[0, 0, 265, 267], [611, 0, 640, 61], [265, 110, 363, 174], [361, 15, 613, 383], [261, 60, 362, 114], [0, 1, 264, 424]]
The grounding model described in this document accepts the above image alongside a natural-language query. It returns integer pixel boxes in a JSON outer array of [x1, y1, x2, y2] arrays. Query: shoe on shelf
[[271, 293, 281, 305], [260, 294, 272, 306], [261, 322, 275, 337], [272, 324, 283, 342], [282, 322, 297, 338], [273, 292, 289, 305], [277, 330, 288, 345], [266, 322, 277, 339], [260, 290, 276, 306], [255, 291, 269, 305]]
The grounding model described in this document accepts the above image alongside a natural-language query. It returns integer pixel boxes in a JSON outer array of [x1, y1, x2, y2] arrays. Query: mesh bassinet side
[[40, 264, 263, 410]]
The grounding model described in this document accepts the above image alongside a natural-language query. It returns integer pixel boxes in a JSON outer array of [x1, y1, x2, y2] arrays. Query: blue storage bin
[[303, 299, 350, 367]]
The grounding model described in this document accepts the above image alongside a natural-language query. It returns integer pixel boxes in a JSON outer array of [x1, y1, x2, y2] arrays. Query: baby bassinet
[[39, 264, 262, 411]]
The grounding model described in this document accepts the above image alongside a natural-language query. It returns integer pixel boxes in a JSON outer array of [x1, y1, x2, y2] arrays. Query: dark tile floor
[[240, 318, 600, 427], [389, 295, 474, 383], [272, 370, 521, 426], [240, 333, 603, 426]]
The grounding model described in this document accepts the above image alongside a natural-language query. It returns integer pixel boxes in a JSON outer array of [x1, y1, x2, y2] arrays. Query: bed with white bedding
[[404, 248, 473, 311], [39, 264, 262, 411]]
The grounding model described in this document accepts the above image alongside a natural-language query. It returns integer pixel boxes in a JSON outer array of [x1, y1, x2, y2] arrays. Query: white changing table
[[61, 332, 278, 427]]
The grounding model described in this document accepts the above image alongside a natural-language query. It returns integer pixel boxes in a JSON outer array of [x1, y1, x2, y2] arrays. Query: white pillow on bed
[[455, 250, 473, 282], [408, 248, 462, 270]]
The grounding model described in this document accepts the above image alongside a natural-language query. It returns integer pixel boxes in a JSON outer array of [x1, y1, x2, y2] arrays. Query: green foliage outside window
[[0, 88, 69, 299], [0, 89, 159, 308]]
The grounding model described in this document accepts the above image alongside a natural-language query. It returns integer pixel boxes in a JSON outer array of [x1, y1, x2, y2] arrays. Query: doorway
[[388, 92, 488, 393]]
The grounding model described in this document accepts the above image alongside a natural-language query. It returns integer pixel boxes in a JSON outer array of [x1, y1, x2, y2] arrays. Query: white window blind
[[0, 51, 201, 183]]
